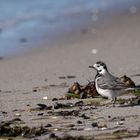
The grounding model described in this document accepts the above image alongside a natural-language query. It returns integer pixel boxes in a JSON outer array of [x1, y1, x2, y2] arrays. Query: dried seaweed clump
[[120, 75, 135, 87], [66, 82, 98, 99], [0, 120, 49, 138]]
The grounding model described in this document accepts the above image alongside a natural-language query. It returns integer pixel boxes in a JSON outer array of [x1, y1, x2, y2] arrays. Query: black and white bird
[[89, 61, 137, 106]]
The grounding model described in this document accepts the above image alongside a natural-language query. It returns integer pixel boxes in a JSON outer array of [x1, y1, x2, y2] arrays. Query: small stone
[[52, 98, 58, 101], [91, 49, 98, 54], [37, 104, 47, 110], [38, 113, 44, 116], [33, 89, 38, 92], [1, 111, 7, 114], [75, 101, 84, 106], [116, 121, 124, 125], [49, 133, 56, 139], [15, 113, 21, 117], [98, 124, 107, 130], [67, 75, 76, 79], [84, 128, 92, 131], [12, 118, 22, 122], [58, 76, 66, 79], [52, 116, 57, 119], [108, 115, 111, 118], [43, 96, 48, 100], [81, 114, 90, 119], [77, 120, 82, 124], [45, 124, 52, 127], [68, 124, 75, 127], [91, 122, 98, 127]]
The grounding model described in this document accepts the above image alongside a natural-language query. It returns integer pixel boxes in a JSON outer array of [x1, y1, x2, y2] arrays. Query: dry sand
[[0, 10, 140, 139]]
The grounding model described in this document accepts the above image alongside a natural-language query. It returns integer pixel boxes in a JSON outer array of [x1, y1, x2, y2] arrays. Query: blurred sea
[[0, 0, 140, 56]]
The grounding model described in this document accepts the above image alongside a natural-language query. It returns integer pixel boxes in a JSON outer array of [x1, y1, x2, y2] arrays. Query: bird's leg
[[113, 97, 117, 107]]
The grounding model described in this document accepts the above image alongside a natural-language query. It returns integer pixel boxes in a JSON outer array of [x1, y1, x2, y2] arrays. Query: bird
[[89, 61, 136, 106]]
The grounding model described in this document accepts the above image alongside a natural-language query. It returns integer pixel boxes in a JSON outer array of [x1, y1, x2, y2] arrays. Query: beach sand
[[0, 10, 140, 139]]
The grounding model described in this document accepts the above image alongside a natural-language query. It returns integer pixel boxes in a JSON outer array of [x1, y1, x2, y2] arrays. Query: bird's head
[[89, 61, 108, 75]]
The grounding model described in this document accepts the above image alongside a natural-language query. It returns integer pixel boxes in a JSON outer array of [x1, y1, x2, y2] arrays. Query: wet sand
[[0, 9, 140, 139]]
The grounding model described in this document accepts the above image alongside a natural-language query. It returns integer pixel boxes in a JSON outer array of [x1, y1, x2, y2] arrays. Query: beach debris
[[52, 98, 58, 101], [67, 75, 76, 79], [94, 129, 140, 140], [75, 101, 84, 106], [49, 82, 69, 88], [80, 114, 90, 119], [56, 135, 94, 140], [54, 102, 73, 109], [59, 75, 76, 79], [14, 113, 21, 117], [43, 96, 48, 100], [116, 121, 124, 125], [32, 87, 40, 92], [77, 120, 82, 124], [130, 89, 140, 96], [98, 123, 108, 130], [37, 104, 47, 110], [45, 124, 52, 128], [49, 133, 56, 139], [29, 104, 52, 111], [131, 74, 140, 77], [53, 110, 79, 116], [1, 111, 7, 115], [37, 113, 44, 116], [128, 96, 140, 105], [84, 128, 92, 131], [66, 82, 98, 99], [0, 120, 51, 138], [91, 122, 98, 128], [58, 76, 66, 79], [120, 75, 135, 87], [91, 49, 98, 54]]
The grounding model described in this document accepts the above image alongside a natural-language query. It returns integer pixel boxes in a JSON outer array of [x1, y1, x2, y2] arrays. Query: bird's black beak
[[89, 66, 95, 69]]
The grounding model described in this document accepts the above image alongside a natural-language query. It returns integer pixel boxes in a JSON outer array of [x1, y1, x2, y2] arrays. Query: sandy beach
[[0, 8, 140, 140]]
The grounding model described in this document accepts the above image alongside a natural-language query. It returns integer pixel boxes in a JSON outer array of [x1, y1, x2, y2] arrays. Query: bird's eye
[[97, 65, 100, 67]]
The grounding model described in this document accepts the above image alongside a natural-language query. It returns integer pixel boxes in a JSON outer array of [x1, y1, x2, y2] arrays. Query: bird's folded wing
[[98, 77, 130, 90]]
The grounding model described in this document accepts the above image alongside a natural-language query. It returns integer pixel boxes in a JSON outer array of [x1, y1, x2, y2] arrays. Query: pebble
[[15, 113, 21, 117], [91, 122, 98, 127], [84, 128, 92, 131], [77, 120, 82, 124], [43, 96, 48, 100], [116, 121, 124, 125], [45, 124, 52, 127], [91, 49, 98, 54], [37, 113, 44, 116], [75, 101, 84, 106], [81, 114, 90, 119], [52, 98, 58, 101], [49, 133, 56, 139]]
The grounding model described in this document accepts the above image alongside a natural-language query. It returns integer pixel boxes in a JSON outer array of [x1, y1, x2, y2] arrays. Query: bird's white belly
[[96, 85, 123, 99]]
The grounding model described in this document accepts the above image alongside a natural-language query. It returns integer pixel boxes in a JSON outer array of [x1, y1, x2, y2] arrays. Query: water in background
[[0, 0, 140, 56]]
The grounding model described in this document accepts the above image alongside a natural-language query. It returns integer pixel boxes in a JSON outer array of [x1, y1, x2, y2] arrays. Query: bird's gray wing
[[98, 76, 130, 90]]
